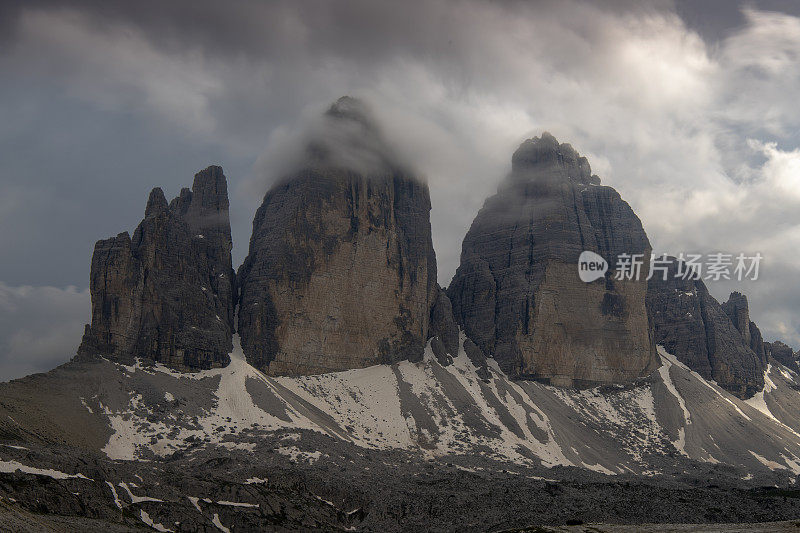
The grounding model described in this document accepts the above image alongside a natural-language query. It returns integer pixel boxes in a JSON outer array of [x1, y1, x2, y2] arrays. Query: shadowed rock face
[[427, 287, 460, 366], [448, 132, 658, 386], [647, 259, 764, 398], [76, 166, 235, 370], [723, 292, 752, 347], [767, 341, 799, 373], [722, 292, 767, 365], [749, 323, 767, 365], [237, 97, 438, 375]]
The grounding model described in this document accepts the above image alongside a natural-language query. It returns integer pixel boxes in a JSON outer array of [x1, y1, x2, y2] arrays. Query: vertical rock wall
[[237, 97, 439, 375], [647, 259, 764, 398], [448, 133, 658, 386], [77, 167, 235, 370]]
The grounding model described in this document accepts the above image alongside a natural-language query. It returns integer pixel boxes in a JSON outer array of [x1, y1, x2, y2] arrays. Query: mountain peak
[[326, 96, 372, 123], [79, 167, 235, 370], [449, 132, 656, 386], [145, 187, 168, 217], [511, 132, 599, 185], [191, 165, 230, 212], [304, 96, 396, 174], [237, 96, 438, 376]]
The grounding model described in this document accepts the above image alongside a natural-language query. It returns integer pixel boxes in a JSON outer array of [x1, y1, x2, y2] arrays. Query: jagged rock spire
[[145, 187, 168, 217], [767, 341, 799, 373], [648, 260, 765, 398], [77, 166, 235, 370], [723, 291, 767, 365]]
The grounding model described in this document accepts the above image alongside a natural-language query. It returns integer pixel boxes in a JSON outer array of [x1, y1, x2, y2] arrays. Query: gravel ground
[[1, 433, 799, 532]]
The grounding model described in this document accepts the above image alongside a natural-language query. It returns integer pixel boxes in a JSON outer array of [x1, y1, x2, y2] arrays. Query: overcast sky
[[2, 0, 800, 381]]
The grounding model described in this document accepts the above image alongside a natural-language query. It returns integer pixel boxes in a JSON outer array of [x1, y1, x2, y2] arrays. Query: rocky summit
[[767, 340, 799, 373], [237, 97, 440, 375], [647, 258, 765, 398], [77, 166, 235, 371], [448, 132, 658, 387], [723, 291, 768, 365]]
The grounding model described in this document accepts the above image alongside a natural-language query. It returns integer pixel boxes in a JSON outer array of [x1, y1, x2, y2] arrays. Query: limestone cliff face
[[237, 97, 438, 375], [427, 286, 460, 366], [77, 166, 235, 370], [767, 341, 799, 373], [447, 132, 658, 386], [647, 259, 764, 398], [722, 291, 768, 364]]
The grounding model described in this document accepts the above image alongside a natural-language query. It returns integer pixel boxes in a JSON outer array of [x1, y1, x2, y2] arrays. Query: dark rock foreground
[[2, 434, 800, 533]]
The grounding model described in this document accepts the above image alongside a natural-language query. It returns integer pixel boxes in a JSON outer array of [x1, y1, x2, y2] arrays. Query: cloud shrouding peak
[[1, 0, 800, 381]]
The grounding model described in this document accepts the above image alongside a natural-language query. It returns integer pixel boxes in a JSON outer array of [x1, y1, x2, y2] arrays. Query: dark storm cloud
[[2, 0, 800, 380], [0, 283, 88, 381]]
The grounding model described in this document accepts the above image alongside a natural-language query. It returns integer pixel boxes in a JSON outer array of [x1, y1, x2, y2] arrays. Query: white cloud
[[717, 7, 800, 136], [3, 0, 800, 362], [178, 2, 800, 346], [12, 8, 223, 138]]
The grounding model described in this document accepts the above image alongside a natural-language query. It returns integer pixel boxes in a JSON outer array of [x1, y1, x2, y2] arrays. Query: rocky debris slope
[[6, 332, 800, 479], [647, 258, 764, 398], [3, 436, 800, 533], [5, 334, 800, 530], [237, 97, 439, 375], [448, 132, 658, 387], [77, 166, 235, 371]]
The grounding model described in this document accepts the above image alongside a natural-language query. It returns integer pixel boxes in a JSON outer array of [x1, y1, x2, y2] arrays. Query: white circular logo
[[578, 251, 608, 282]]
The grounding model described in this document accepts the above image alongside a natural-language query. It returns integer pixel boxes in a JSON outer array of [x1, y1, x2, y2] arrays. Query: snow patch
[[106, 481, 122, 509], [0, 444, 28, 450], [277, 446, 323, 463], [217, 500, 259, 508], [749, 450, 785, 471], [119, 481, 162, 504], [657, 347, 691, 426], [211, 513, 230, 533], [187, 496, 202, 512], [80, 397, 94, 414], [744, 364, 800, 439], [0, 459, 90, 480], [93, 332, 800, 478], [102, 336, 301, 460], [661, 349, 752, 421], [140, 510, 172, 532]]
